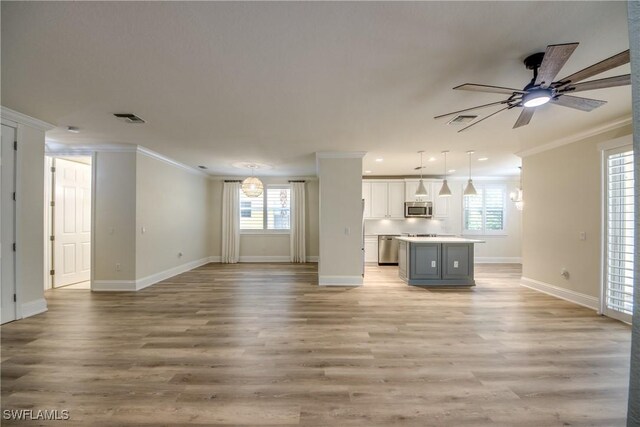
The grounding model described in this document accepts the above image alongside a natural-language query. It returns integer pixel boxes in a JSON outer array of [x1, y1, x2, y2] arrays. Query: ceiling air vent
[[447, 115, 477, 125], [114, 113, 146, 124]]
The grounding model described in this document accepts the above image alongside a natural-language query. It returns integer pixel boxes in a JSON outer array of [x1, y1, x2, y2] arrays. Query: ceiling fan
[[435, 43, 631, 132]]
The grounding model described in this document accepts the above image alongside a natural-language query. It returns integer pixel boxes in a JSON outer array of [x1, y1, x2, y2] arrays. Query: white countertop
[[395, 236, 485, 244]]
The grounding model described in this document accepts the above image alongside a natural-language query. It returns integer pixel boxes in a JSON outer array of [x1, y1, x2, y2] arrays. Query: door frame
[[1, 121, 18, 322], [599, 135, 634, 324], [44, 149, 96, 292]]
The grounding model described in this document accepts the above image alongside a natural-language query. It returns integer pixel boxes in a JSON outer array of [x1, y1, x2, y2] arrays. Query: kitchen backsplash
[[364, 218, 451, 235]]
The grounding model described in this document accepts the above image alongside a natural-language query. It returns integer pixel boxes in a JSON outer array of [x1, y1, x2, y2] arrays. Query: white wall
[[135, 152, 210, 280], [208, 177, 319, 260], [317, 154, 364, 285], [93, 151, 137, 283], [521, 124, 633, 306]]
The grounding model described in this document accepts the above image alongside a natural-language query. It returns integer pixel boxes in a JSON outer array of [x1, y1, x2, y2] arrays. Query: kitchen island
[[396, 236, 484, 287]]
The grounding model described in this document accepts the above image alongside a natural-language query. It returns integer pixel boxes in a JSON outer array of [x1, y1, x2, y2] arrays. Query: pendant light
[[438, 150, 452, 197], [415, 151, 428, 199], [463, 150, 478, 196], [241, 164, 264, 198]]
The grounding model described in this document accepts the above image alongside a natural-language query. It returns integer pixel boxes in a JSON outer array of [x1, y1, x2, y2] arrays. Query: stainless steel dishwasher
[[378, 235, 400, 265]]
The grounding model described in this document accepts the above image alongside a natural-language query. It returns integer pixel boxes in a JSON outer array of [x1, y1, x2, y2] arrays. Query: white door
[[387, 182, 405, 219], [1, 124, 17, 324], [370, 182, 389, 218], [53, 158, 91, 287]]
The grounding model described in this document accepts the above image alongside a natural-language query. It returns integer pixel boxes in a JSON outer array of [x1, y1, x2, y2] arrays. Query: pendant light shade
[[241, 165, 263, 197], [439, 179, 452, 197], [438, 150, 452, 197], [414, 151, 428, 199], [415, 179, 428, 198], [463, 150, 477, 196]]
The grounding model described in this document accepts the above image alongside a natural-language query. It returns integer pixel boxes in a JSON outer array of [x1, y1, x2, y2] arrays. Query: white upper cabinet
[[364, 181, 406, 219], [387, 182, 405, 219], [362, 182, 372, 218], [431, 182, 449, 218]]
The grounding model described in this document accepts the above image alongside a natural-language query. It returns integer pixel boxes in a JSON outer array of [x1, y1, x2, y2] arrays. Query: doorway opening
[[45, 156, 92, 290]]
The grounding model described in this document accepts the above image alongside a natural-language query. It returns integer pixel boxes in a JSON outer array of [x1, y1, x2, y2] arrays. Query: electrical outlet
[[344, 227, 350, 236], [454, 260, 459, 268], [141, 226, 146, 234], [431, 260, 436, 268], [579, 231, 586, 241], [116, 263, 121, 271]]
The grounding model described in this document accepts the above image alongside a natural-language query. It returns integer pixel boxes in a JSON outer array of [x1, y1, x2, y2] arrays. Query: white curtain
[[290, 182, 306, 263], [221, 181, 240, 263]]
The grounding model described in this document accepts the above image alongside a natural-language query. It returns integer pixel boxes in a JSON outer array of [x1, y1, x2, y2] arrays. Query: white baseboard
[[92, 280, 137, 291], [318, 275, 363, 286], [476, 257, 522, 264], [209, 256, 221, 263], [306, 256, 319, 263], [93, 257, 212, 292], [520, 277, 599, 310], [21, 298, 48, 318], [207, 255, 318, 263]]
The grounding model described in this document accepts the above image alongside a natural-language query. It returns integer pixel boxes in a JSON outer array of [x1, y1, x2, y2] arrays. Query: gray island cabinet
[[396, 237, 484, 287]]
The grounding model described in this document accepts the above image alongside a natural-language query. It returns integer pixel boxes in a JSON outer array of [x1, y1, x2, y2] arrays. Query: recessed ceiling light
[[448, 169, 456, 173], [67, 126, 80, 133], [428, 157, 436, 162], [375, 158, 383, 162], [364, 170, 372, 174], [478, 157, 488, 161]]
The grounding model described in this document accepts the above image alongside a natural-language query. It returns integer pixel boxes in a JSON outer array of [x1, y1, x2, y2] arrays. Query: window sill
[[240, 230, 291, 235]]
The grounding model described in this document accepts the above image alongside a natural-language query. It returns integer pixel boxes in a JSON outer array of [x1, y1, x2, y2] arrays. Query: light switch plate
[[454, 261, 459, 268]]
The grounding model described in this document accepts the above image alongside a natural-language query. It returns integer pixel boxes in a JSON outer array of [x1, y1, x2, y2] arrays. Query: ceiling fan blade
[[556, 50, 630, 86], [453, 83, 526, 95], [551, 95, 607, 112], [560, 74, 631, 93], [458, 106, 511, 133], [434, 99, 513, 119], [513, 108, 535, 129], [535, 43, 579, 87]]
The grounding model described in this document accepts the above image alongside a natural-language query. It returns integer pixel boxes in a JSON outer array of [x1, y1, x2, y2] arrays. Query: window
[[463, 185, 506, 235], [603, 147, 634, 322], [239, 186, 290, 232]]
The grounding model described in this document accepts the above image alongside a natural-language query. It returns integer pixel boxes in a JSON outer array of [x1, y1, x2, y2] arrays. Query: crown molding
[[44, 142, 208, 178], [0, 106, 55, 131], [516, 116, 632, 158]]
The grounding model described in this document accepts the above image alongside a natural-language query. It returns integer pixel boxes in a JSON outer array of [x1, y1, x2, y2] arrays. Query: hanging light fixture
[[438, 150, 452, 197], [241, 164, 264, 198], [463, 150, 477, 196], [510, 166, 524, 210], [415, 151, 428, 199]]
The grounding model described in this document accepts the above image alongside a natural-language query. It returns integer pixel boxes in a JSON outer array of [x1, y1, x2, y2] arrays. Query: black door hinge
[[51, 166, 56, 173], [13, 141, 17, 150], [50, 270, 55, 276], [12, 192, 16, 201], [13, 294, 16, 302], [12, 243, 16, 252], [50, 235, 55, 241]]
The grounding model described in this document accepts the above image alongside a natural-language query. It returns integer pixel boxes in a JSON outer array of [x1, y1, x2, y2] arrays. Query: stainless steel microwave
[[404, 201, 433, 218]]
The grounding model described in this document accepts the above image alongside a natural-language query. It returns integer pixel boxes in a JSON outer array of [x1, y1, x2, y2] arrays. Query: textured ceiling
[[1, 1, 632, 177]]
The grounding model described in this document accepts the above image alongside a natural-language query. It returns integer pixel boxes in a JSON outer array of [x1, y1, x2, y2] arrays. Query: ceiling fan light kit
[[435, 43, 631, 132]]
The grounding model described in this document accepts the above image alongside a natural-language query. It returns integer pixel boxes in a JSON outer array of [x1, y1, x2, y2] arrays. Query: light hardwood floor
[[1, 263, 631, 426]]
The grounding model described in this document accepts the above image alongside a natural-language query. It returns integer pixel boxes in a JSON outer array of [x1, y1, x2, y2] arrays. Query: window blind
[[239, 186, 290, 231], [463, 185, 506, 234], [266, 187, 290, 230], [239, 191, 264, 229], [605, 149, 634, 316]]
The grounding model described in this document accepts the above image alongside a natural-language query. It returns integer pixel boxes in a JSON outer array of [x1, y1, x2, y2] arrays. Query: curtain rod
[[288, 180, 306, 183], [224, 180, 242, 183]]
